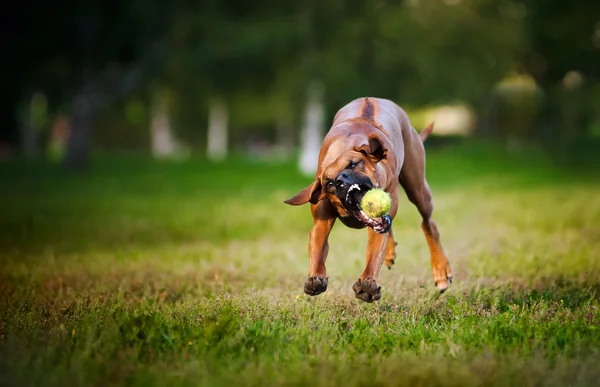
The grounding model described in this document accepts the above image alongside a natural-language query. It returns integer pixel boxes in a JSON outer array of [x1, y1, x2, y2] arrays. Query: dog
[[284, 97, 452, 302]]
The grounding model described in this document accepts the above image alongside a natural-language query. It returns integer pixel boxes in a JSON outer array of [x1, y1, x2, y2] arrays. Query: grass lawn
[[1, 143, 599, 386]]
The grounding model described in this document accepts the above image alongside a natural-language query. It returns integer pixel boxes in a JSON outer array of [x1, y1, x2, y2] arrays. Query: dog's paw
[[304, 275, 328, 296], [384, 256, 395, 270], [352, 277, 382, 303], [384, 240, 398, 270], [433, 260, 453, 293]]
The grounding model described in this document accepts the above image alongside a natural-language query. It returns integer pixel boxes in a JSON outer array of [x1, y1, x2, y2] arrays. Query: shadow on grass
[[500, 277, 600, 309], [434, 276, 600, 313]]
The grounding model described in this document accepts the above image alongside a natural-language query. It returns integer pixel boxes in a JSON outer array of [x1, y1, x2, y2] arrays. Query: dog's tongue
[[358, 210, 382, 227], [360, 211, 391, 233], [357, 210, 373, 224]]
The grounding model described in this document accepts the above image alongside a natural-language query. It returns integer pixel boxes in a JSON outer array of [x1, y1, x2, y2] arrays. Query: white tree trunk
[[299, 81, 325, 176], [150, 89, 176, 158], [207, 99, 228, 161]]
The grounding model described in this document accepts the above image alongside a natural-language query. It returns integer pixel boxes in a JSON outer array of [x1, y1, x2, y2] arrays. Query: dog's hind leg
[[384, 229, 398, 270], [399, 130, 452, 292]]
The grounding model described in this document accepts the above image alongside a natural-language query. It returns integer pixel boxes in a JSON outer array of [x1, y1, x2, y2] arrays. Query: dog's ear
[[284, 179, 323, 206], [354, 135, 388, 163]]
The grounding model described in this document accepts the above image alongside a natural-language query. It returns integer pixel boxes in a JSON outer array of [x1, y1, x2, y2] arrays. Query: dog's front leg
[[353, 186, 398, 302], [353, 227, 389, 303], [304, 200, 337, 296]]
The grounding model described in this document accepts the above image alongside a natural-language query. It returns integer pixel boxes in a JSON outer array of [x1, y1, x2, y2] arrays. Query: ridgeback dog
[[284, 97, 452, 302]]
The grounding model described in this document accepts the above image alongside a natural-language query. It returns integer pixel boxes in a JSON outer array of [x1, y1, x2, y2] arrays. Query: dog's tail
[[419, 122, 435, 142]]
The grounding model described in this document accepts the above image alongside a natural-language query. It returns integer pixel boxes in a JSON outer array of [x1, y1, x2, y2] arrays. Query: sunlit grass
[[1, 145, 599, 386]]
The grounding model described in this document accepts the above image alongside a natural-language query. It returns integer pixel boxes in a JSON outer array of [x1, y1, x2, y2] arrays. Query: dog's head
[[285, 130, 391, 229]]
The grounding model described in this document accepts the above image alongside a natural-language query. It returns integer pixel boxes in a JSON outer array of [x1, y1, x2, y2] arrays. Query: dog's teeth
[[348, 184, 360, 192], [346, 184, 361, 202]]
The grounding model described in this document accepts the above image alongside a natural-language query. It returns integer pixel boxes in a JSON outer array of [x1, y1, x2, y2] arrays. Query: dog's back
[[333, 97, 418, 145]]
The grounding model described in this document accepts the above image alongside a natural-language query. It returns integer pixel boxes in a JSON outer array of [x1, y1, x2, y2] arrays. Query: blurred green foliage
[[11, 0, 600, 160]]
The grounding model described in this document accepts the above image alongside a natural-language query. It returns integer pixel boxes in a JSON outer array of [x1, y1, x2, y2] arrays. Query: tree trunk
[[207, 98, 228, 161], [21, 123, 38, 159], [64, 91, 93, 170], [21, 91, 48, 159], [298, 81, 325, 176], [150, 88, 176, 158]]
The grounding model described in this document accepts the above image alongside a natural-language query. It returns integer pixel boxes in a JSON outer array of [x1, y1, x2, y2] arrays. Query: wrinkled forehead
[[320, 141, 349, 168], [320, 149, 362, 180], [320, 135, 366, 167]]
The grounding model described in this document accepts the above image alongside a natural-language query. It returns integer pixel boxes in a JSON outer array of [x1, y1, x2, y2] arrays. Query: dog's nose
[[335, 172, 350, 188]]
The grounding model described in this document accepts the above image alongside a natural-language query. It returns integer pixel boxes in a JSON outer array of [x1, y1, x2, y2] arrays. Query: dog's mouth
[[345, 183, 370, 217], [338, 182, 391, 233]]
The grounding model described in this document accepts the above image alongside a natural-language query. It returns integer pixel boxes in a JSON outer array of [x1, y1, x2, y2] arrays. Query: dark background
[[2, 0, 600, 168]]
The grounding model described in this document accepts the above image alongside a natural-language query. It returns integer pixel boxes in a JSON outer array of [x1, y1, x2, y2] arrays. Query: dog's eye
[[349, 160, 360, 169], [325, 180, 333, 190]]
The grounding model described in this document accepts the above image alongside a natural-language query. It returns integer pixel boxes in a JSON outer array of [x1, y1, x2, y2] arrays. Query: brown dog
[[284, 97, 452, 302]]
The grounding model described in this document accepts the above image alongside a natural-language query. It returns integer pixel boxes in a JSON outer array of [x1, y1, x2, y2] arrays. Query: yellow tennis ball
[[360, 188, 391, 218]]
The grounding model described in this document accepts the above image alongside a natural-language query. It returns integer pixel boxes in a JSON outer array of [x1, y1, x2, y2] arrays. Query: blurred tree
[[523, 0, 600, 160], [377, 0, 524, 107], [161, 1, 297, 158], [9, 0, 599, 163], [491, 73, 543, 151], [18, 91, 49, 159], [299, 81, 326, 175], [149, 87, 177, 158], [63, 0, 168, 169], [12, 0, 169, 168]]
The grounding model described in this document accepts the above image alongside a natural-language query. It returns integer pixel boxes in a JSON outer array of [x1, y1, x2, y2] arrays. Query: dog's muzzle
[[334, 170, 391, 233]]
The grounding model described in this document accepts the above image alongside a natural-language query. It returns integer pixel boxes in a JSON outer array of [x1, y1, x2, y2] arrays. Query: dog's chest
[[338, 215, 368, 229]]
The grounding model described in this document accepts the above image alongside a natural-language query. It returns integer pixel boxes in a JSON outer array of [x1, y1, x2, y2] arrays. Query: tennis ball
[[360, 188, 391, 218]]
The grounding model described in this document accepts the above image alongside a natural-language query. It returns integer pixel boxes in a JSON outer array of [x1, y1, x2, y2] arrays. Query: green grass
[[1, 143, 600, 386]]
